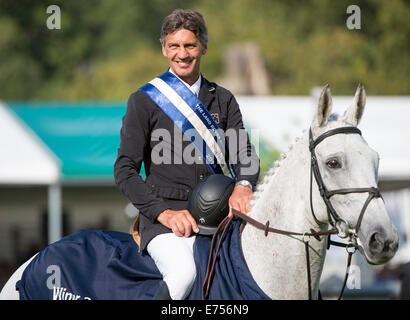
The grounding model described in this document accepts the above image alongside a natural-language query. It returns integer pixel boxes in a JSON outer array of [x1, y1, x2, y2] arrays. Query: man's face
[[162, 28, 207, 85]]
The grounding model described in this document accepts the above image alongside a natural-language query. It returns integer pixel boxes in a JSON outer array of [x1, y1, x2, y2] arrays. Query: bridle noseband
[[309, 126, 382, 245]]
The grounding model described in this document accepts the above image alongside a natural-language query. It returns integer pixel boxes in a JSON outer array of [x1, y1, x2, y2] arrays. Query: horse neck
[[241, 132, 329, 299]]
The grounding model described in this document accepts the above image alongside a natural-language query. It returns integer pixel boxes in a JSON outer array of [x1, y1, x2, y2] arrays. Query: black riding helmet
[[188, 174, 235, 235]]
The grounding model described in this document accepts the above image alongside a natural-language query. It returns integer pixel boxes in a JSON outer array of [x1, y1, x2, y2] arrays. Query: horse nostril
[[366, 230, 398, 263], [369, 232, 384, 255]]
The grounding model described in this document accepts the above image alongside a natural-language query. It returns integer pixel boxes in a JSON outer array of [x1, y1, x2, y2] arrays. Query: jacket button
[[199, 174, 204, 180]]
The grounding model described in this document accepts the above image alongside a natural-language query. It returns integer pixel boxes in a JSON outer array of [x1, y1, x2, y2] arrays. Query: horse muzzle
[[357, 225, 399, 265]]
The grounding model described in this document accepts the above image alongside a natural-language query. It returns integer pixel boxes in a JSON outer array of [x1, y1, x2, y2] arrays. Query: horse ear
[[343, 83, 366, 126], [314, 84, 333, 127]]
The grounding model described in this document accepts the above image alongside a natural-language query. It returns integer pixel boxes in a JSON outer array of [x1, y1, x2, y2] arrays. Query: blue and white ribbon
[[139, 71, 236, 179]]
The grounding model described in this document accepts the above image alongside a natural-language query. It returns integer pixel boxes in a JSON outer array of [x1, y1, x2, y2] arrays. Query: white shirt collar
[[168, 68, 201, 97]]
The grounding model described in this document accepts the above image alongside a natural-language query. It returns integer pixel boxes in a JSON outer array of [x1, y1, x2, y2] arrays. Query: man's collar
[[166, 68, 215, 107], [190, 75, 202, 97], [168, 68, 201, 96]]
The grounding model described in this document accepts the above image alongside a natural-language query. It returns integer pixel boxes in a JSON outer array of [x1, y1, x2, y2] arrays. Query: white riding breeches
[[147, 233, 196, 300]]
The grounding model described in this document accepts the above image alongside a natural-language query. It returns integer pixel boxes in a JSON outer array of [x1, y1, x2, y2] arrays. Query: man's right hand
[[157, 209, 199, 237]]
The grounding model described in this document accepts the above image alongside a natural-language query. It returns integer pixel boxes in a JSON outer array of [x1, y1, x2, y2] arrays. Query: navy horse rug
[[16, 218, 270, 300]]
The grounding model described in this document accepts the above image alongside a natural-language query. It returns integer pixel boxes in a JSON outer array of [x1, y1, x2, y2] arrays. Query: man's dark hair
[[160, 9, 208, 47]]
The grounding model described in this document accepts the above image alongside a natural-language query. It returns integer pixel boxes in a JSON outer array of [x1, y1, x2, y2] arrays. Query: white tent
[[0, 102, 60, 184], [0, 102, 62, 243]]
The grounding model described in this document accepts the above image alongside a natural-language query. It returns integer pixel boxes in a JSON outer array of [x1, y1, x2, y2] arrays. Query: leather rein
[[202, 126, 382, 300]]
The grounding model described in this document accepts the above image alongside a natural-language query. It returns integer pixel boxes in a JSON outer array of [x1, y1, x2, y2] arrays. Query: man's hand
[[157, 209, 199, 237], [228, 185, 253, 217]]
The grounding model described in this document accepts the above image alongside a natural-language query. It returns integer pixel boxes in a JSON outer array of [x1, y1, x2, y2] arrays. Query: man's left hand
[[228, 185, 253, 217]]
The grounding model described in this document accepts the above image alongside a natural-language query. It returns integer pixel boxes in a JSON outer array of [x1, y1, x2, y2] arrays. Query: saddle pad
[[187, 218, 270, 300], [16, 219, 269, 300]]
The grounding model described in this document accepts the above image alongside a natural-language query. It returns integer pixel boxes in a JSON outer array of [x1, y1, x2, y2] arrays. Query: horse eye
[[326, 159, 341, 169]]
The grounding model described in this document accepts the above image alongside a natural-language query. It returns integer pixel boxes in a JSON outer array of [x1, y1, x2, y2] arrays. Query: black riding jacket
[[114, 75, 260, 251]]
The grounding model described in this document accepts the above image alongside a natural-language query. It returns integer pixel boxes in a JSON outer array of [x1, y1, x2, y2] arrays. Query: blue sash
[[139, 71, 236, 179]]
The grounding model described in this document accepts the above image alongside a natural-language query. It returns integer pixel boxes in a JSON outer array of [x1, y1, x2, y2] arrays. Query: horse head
[[310, 83, 398, 265]]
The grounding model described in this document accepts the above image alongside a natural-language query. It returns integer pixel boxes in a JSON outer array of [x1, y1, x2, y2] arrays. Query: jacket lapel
[[198, 76, 216, 110]]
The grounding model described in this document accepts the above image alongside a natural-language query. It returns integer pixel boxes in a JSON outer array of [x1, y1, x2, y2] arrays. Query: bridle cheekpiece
[[308, 126, 382, 247]]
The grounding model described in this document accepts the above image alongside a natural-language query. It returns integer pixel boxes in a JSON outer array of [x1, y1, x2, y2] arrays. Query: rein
[[202, 125, 382, 300], [201, 209, 337, 300]]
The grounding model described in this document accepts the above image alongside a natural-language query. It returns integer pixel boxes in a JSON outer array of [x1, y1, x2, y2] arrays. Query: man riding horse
[[113, 8, 260, 300]]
